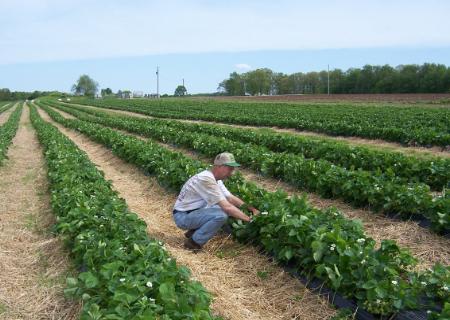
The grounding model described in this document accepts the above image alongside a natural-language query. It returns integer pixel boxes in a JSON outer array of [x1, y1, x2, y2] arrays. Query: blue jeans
[[173, 207, 228, 245]]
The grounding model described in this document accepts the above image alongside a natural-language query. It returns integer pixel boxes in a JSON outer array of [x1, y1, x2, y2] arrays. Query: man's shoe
[[184, 237, 202, 252], [184, 229, 197, 239]]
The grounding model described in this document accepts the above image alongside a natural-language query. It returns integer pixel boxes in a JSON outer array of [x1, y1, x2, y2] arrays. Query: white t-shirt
[[174, 170, 232, 212]]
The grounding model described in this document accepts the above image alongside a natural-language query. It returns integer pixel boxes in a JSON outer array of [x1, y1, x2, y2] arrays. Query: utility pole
[[156, 66, 160, 99], [327, 64, 330, 95]]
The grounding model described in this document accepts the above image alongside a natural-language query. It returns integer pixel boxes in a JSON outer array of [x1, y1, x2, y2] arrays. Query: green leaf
[[79, 272, 99, 289]]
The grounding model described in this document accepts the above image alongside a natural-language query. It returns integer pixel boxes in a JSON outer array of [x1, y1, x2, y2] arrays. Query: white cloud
[[1, 0, 450, 64], [235, 63, 252, 71]]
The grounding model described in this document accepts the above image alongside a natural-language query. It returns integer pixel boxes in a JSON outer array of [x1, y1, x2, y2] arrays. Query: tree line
[[218, 63, 450, 95], [0, 88, 52, 101]]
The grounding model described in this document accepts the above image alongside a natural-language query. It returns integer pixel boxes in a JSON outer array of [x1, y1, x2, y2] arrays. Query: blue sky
[[1, 0, 450, 94]]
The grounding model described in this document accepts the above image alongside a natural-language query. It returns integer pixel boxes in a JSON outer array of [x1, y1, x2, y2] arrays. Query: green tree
[[218, 63, 450, 95], [246, 68, 273, 95], [174, 85, 187, 96], [72, 74, 99, 97], [218, 72, 245, 95], [101, 88, 113, 96], [0, 88, 11, 100]]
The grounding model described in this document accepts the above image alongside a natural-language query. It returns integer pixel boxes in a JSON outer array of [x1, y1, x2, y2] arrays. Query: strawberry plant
[[47, 99, 450, 190], [69, 97, 450, 148], [0, 102, 13, 114], [0, 103, 23, 165], [35, 102, 450, 317], [29, 104, 217, 319], [39, 100, 449, 234]]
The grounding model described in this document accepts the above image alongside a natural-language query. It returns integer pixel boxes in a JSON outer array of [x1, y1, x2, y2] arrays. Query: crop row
[[40, 100, 450, 234], [0, 102, 13, 114], [29, 104, 217, 319], [0, 103, 23, 165], [70, 97, 450, 148], [46, 99, 450, 190], [37, 102, 450, 318]]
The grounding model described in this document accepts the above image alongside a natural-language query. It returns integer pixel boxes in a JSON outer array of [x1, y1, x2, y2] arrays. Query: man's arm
[[227, 194, 260, 215], [218, 199, 251, 222], [226, 194, 244, 207]]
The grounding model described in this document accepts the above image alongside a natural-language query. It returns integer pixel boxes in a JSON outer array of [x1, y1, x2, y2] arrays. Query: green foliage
[[219, 63, 450, 94], [330, 308, 354, 320], [72, 74, 99, 97], [0, 104, 23, 165], [41, 99, 450, 234], [174, 85, 187, 97], [101, 88, 113, 96], [0, 102, 13, 114], [51, 100, 450, 189], [29, 104, 216, 319], [0, 88, 50, 101], [70, 96, 450, 148], [36, 101, 450, 317]]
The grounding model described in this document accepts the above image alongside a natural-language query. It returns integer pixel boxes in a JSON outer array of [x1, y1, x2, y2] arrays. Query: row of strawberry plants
[[0, 103, 22, 165], [29, 104, 217, 320], [47, 99, 450, 190], [0, 102, 13, 114], [40, 101, 450, 234], [37, 103, 450, 318], [69, 97, 450, 148]]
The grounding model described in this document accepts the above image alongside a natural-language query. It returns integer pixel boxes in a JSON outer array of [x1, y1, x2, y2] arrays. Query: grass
[[214, 245, 243, 259], [0, 302, 7, 314], [21, 169, 37, 184]]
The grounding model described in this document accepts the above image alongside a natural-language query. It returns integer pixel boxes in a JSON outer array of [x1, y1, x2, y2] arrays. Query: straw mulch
[[152, 142, 450, 272], [39, 106, 338, 320], [53, 105, 450, 271], [0, 106, 80, 320], [77, 103, 450, 158]]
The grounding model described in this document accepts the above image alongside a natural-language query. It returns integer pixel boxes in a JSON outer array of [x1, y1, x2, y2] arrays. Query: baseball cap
[[214, 152, 241, 167]]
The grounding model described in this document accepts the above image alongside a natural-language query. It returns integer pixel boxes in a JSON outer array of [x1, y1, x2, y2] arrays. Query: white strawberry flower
[[261, 211, 269, 215], [120, 278, 126, 282], [146, 281, 153, 288], [357, 238, 365, 244], [391, 280, 398, 285]]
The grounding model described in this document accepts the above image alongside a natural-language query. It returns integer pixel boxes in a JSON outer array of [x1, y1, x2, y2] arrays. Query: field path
[[36, 106, 337, 320], [50, 105, 450, 271], [0, 103, 17, 126], [0, 105, 79, 319], [65, 102, 450, 158]]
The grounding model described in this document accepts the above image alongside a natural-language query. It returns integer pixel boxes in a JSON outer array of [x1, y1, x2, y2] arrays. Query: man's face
[[219, 165, 235, 180]]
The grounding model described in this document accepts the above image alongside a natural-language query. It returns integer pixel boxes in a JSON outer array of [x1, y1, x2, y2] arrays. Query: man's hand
[[248, 206, 260, 215]]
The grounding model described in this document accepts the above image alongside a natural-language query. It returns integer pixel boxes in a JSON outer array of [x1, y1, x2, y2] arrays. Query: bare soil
[[0, 103, 17, 126], [37, 106, 337, 320], [0, 105, 80, 319]]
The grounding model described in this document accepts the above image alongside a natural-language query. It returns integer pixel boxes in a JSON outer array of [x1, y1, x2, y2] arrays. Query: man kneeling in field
[[173, 152, 260, 251]]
